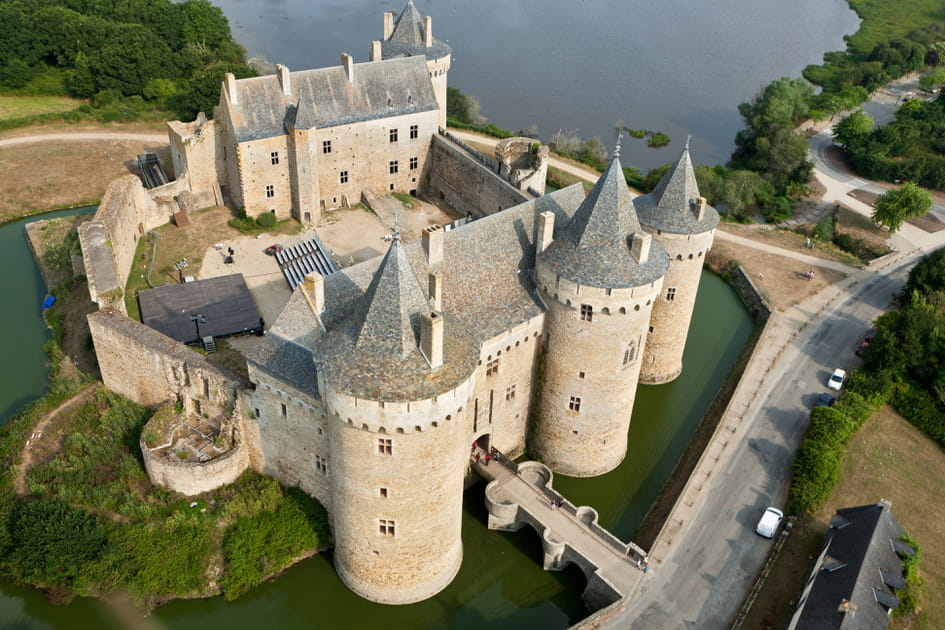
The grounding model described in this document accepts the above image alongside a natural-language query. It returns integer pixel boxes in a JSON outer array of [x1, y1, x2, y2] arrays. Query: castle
[[84, 1, 719, 606]]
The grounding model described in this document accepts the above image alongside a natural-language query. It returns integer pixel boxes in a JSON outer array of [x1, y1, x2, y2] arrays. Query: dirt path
[[0, 131, 168, 148], [13, 384, 97, 495]]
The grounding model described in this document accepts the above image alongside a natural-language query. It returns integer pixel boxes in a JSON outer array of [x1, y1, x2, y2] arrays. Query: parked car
[[756, 507, 784, 538], [828, 368, 846, 391], [855, 341, 870, 356], [265, 244, 284, 256], [815, 393, 836, 408], [864, 328, 875, 342]]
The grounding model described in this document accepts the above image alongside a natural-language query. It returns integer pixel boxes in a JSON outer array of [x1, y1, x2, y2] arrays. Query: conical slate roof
[[382, 0, 451, 61], [540, 157, 668, 289], [634, 146, 719, 234]]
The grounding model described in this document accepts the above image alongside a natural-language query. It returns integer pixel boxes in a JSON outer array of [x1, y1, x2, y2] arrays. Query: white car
[[756, 507, 784, 538], [827, 368, 846, 391]]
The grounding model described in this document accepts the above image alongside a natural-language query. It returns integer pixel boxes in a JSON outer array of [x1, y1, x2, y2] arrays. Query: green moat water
[[0, 211, 753, 628]]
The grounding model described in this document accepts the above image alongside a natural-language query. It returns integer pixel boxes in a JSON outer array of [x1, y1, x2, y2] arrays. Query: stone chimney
[[383, 11, 394, 40], [428, 273, 442, 311], [276, 64, 291, 96], [693, 196, 707, 221], [421, 311, 444, 368], [225, 72, 238, 105], [370, 40, 382, 62], [630, 233, 651, 264], [424, 16, 433, 48], [422, 224, 444, 265], [341, 53, 354, 83], [536, 211, 555, 255], [304, 272, 325, 315]]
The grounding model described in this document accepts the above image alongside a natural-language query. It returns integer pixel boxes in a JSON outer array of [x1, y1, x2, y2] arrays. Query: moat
[[0, 207, 751, 628]]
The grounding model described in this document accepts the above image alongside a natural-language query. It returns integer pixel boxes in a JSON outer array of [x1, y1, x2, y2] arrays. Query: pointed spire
[[633, 140, 719, 234], [390, 0, 426, 46], [649, 144, 700, 212], [613, 128, 622, 159], [567, 155, 640, 251], [355, 238, 430, 359]]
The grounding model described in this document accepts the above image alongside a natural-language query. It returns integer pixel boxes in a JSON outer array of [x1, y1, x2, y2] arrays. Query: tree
[[919, 68, 945, 91], [902, 246, 945, 299], [872, 181, 933, 232], [833, 109, 874, 149]]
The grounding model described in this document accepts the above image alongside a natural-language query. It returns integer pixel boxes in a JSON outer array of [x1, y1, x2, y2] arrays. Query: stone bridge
[[475, 452, 647, 611]]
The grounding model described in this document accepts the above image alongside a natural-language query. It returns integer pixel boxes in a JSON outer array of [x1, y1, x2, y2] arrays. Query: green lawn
[[0, 95, 84, 121], [847, 0, 945, 55]]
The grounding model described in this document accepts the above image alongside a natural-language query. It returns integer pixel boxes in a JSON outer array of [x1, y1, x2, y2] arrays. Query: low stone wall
[[728, 265, 772, 323], [426, 134, 531, 218], [141, 430, 249, 496]]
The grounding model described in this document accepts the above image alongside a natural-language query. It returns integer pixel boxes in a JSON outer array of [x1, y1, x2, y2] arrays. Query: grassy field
[[743, 406, 945, 629], [847, 0, 945, 55], [0, 95, 83, 121]]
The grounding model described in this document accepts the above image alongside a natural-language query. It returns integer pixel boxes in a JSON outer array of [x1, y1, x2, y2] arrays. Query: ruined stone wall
[[640, 229, 715, 384], [532, 266, 664, 477], [88, 310, 244, 413], [495, 137, 548, 196], [426, 135, 530, 218], [167, 116, 224, 209]]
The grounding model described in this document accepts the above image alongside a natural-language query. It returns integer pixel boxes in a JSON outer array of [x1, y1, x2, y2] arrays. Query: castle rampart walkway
[[473, 452, 647, 610]]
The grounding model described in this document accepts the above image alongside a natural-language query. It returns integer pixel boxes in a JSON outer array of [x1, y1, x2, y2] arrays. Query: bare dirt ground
[[721, 223, 860, 265]]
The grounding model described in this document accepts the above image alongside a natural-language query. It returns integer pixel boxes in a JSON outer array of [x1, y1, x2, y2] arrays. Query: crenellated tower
[[313, 232, 479, 604], [371, 1, 451, 128], [532, 153, 670, 477], [634, 143, 719, 384]]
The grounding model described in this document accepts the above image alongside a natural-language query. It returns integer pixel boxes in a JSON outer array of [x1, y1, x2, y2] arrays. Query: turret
[[634, 141, 719, 384], [372, 1, 451, 128], [532, 150, 669, 477], [313, 233, 478, 604]]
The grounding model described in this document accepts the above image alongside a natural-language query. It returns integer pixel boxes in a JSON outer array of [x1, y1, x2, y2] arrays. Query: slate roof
[[227, 56, 437, 143], [249, 185, 589, 401], [381, 0, 452, 61], [788, 503, 909, 630], [634, 146, 720, 235], [539, 157, 669, 289]]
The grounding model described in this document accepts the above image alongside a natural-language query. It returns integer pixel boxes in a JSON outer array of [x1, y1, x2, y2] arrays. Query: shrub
[[255, 212, 277, 228], [893, 533, 924, 617], [812, 216, 835, 241]]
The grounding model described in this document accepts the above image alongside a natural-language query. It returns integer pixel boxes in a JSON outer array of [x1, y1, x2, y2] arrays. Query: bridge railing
[[489, 446, 519, 474]]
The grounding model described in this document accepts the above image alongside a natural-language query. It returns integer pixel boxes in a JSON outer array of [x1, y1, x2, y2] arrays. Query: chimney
[[421, 311, 444, 368], [276, 64, 291, 96], [693, 196, 707, 221], [630, 233, 651, 264], [422, 224, 444, 265], [304, 272, 325, 314], [536, 211, 555, 255], [341, 53, 354, 83], [370, 40, 382, 62], [428, 273, 442, 311], [383, 11, 394, 40], [424, 16, 433, 48], [225, 72, 238, 105]]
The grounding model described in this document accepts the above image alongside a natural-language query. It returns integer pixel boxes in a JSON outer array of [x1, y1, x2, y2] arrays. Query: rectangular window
[[378, 487, 389, 499], [409, 156, 418, 170], [339, 170, 349, 184], [623, 341, 637, 366], [505, 384, 516, 401], [378, 519, 396, 536], [578, 371, 586, 379], [666, 287, 677, 301], [280, 403, 287, 417], [389, 160, 399, 174], [486, 358, 500, 377], [377, 438, 393, 455], [410, 125, 418, 139], [270, 151, 279, 165], [389, 128, 398, 143], [580, 304, 593, 322], [323, 140, 332, 154], [315, 455, 328, 474], [265, 184, 275, 198], [568, 396, 582, 413]]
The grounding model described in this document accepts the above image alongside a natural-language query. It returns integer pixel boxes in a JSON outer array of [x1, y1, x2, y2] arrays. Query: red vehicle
[[265, 244, 284, 256]]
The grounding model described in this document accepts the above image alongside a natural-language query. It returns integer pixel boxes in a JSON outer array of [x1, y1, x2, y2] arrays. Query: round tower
[[372, 1, 451, 128], [634, 144, 719, 384], [314, 236, 478, 604], [533, 155, 670, 477]]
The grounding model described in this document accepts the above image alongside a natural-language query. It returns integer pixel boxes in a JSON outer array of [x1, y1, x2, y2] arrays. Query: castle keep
[[84, 0, 719, 606]]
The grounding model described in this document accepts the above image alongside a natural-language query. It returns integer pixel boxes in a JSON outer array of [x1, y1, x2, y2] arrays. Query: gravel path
[[0, 132, 168, 148]]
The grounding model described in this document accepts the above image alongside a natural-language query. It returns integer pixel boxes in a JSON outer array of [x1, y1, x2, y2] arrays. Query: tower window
[[409, 156, 418, 170], [270, 151, 279, 165], [410, 125, 419, 139], [389, 128, 399, 143], [486, 358, 500, 377], [265, 184, 275, 198], [377, 438, 392, 455], [389, 160, 399, 174], [578, 371, 586, 379], [339, 170, 349, 184], [623, 341, 637, 366], [378, 487, 389, 498], [580, 304, 593, 322], [568, 396, 582, 413], [315, 455, 328, 474], [378, 519, 396, 536], [280, 403, 287, 417], [323, 140, 332, 154], [505, 384, 516, 401], [666, 287, 677, 301]]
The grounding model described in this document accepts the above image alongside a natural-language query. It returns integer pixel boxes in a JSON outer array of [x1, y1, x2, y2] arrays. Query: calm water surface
[[214, 0, 859, 170]]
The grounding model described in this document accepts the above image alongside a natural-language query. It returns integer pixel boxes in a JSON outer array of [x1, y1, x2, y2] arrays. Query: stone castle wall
[[640, 229, 715, 384], [427, 134, 531, 218]]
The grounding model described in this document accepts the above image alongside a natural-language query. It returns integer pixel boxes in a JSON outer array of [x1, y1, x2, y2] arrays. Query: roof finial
[[392, 211, 401, 243], [613, 127, 623, 160], [685, 134, 691, 151]]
